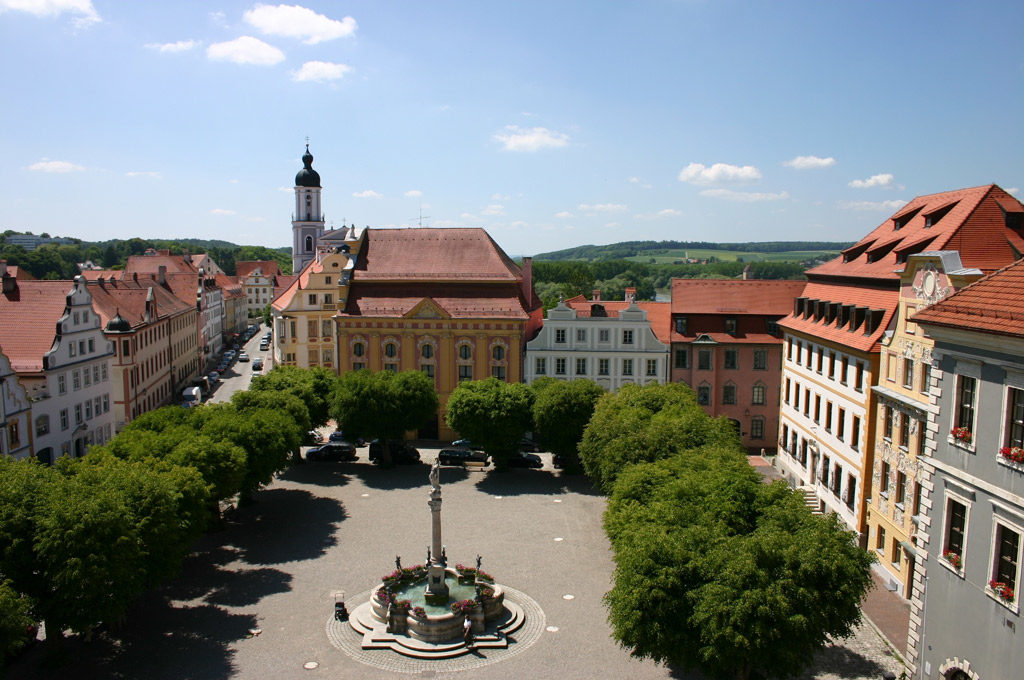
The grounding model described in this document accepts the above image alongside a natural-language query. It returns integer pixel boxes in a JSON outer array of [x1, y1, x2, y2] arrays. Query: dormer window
[[725, 318, 737, 335]]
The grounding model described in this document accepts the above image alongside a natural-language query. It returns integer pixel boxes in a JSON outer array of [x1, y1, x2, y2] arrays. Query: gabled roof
[[0, 281, 73, 373], [809, 184, 1023, 280], [86, 278, 193, 330], [125, 252, 199, 275], [564, 297, 672, 344], [214, 274, 246, 299], [341, 282, 532, 319], [236, 260, 283, 279], [353, 228, 521, 282], [670, 279, 807, 314], [913, 258, 1024, 338]]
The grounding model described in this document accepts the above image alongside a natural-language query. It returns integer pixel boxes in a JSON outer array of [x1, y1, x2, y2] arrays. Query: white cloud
[[783, 155, 836, 170], [555, 211, 574, 219], [849, 173, 894, 189], [578, 203, 627, 213], [29, 159, 84, 173], [145, 39, 198, 53], [209, 10, 226, 25], [1007, 187, 1020, 195], [480, 204, 505, 216], [292, 60, 351, 82], [635, 208, 682, 220], [699, 189, 789, 202], [243, 3, 356, 44], [352, 190, 381, 199], [491, 193, 510, 201], [493, 125, 569, 152], [405, 190, 422, 198], [838, 199, 907, 211], [207, 36, 285, 66], [125, 170, 161, 178], [278, 186, 293, 192], [679, 162, 761, 185], [210, 208, 236, 215], [628, 176, 652, 189], [0, 0, 99, 27]]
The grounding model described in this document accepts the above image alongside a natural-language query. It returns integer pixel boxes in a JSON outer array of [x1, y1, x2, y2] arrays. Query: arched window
[[459, 345, 472, 360], [492, 346, 505, 361], [421, 344, 434, 359], [353, 342, 365, 357], [384, 343, 397, 358], [304, 235, 313, 252]]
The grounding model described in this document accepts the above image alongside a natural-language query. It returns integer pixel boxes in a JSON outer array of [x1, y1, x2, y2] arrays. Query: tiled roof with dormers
[[340, 282, 532, 319], [778, 280, 898, 353], [125, 253, 199, 275], [0, 280, 74, 373], [809, 184, 1023, 281], [236, 261, 282, 279], [353, 228, 521, 282], [912, 258, 1024, 339], [563, 297, 672, 344], [670, 279, 807, 314], [86, 277, 193, 330]]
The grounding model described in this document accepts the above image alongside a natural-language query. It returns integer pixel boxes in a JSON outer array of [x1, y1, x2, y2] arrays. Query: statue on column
[[395, 555, 401, 571], [429, 458, 440, 494]]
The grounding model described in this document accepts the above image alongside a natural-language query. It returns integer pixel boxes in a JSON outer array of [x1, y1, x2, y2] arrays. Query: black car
[[307, 441, 357, 462], [438, 447, 489, 466], [508, 451, 543, 469], [368, 440, 420, 464], [330, 431, 366, 447]]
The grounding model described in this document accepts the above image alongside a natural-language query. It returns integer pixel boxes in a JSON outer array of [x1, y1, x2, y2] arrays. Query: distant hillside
[[534, 240, 853, 262]]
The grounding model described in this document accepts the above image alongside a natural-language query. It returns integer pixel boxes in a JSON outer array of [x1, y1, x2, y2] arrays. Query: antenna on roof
[[409, 205, 431, 228]]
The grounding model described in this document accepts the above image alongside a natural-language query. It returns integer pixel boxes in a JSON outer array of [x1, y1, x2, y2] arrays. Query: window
[[60, 409, 68, 431], [752, 383, 766, 405], [322, 349, 332, 364], [722, 384, 736, 405], [352, 362, 366, 371], [101, 364, 107, 381], [851, 416, 861, 450], [324, 294, 333, 305], [555, 358, 567, 375], [384, 343, 397, 358], [725, 318, 737, 335], [992, 523, 1021, 601], [421, 344, 435, 359], [102, 395, 109, 413], [576, 329, 586, 342], [622, 359, 634, 376], [459, 345, 472, 360], [83, 370, 91, 387], [841, 356, 849, 384], [855, 362, 864, 391], [846, 475, 856, 510], [599, 359, 610, 376], [921, 362, 931, 393], [814, 395, 821, 423], [876, 525, 886, 553], [491, 365, 506, 380], [535, 357, 546, 375], [820, 455, 830, 486], [492, 346, 505, 361], [837, 408, 846, 441], [817, 349, 824, 373], [884, 406, 894, 440], [956, 375, 977, 433], [646, 359, 658, 377], [58, 374, 66, 395], [599, 329, 610, 343], [353, 342, 365, 357], [74, 404, 82, 424], [322, 320, 332, 336], [623, 329, 634, 345], [753, 350, 767, 370], [724, 349, 738, 369], [787, 338, 793, 361], [325, 276, 331, 284], [899, 413, 910, 449], [422, 364, 435, 378], [766, 320, 780, 337], [803, 388, 810, 417], [828, 352, 835, 379], [831, 463, 842, 495], [674, 348, 689, 369], [880, 461, 891, 496], [944, 497, 967, 558], [88, 338, 94, 353], [697, 385, 711, 405], [555, 329, 566, 344], [913, 482, 922, 516], [459, 365, 473, 382], [895, 472, 906, 507], [785, 378, 791, 404], [383, 363, 397, 373], [308, 294, 317, 305], [903, 357, 914, 389], [891, 538, 902, 567], [69, 343, 76, 357], [576, 358, 587, 375], [92, 366, 99, 383], [805, 345, 812, 369], [750, 416, 765, 439], [72, 371, 81, 391], [825, 401, 833, 431], [675, 317, 688, 335], [698, 350, 712, 371], [35, 415, 49, 437]]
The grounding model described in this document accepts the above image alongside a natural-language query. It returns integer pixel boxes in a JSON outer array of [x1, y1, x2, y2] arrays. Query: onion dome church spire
[[295, 144, 321, 188], [292, 142, 326, 273]]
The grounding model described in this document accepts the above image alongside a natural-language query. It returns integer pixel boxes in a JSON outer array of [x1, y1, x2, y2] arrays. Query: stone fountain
[[345, 459, 526, 658]]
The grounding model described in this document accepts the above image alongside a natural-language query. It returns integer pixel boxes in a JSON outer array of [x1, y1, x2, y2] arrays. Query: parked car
[[519, 438, 541, 453], [208, 371, 220, 383], [238, 351, 249, 362], [307, 430, 324, 444], [330, 431, 366, 446], [451, 439, 484, 451], [251, 358, 264, 371], [438, 447, 489, 466], [369, 440, 421, 464], [508, 451, 543, 469], [306, 441, 357, 462], [259, 340, 270, 350]]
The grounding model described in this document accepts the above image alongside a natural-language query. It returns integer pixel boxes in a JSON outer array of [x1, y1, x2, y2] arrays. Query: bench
[[463, 460, 487, 470]]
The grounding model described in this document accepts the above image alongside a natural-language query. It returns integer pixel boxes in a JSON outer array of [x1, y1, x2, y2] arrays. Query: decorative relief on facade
[[348, 335, 367, 350], [912, 264, 954, 307]]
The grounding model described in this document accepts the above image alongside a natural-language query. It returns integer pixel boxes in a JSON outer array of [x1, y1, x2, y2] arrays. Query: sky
[[1, 1, 1022, 257]]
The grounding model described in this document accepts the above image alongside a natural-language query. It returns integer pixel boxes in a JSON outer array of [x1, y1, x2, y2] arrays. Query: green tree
[[445, 378, 534, 471], [531, 378, 604, 473], [578, 382, 740, 493], [330, 369, 439, 466], [0, 579, 35, 663], [233, 388, 312, 463], [604, 454, 874, 680]]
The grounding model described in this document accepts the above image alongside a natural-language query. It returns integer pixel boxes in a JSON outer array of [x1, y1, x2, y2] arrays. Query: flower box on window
[[989, 580, 1014, 602], [999, 446, 1024, 464], [951, 427, 972, 445], [942, 550, 962, 570]]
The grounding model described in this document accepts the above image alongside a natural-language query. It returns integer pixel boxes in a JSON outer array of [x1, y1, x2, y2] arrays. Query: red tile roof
[[354, 228, 521, 281], [125, 253, 198, 275], [342, 283, 532, 319], [86, 278, 193, 329], [214, 274, 246, 299], [0, 281, 74, 373], [779, 281, 898, 353], [912, 258, 1024, 338], [236, 261, 282, 279], [809, 185, 1023, 281], [564, 297, 672, 344], [670, 279, 807, 314]]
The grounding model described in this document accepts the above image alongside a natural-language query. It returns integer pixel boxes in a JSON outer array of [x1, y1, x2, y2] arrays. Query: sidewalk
[[748, 455, 911, 659]]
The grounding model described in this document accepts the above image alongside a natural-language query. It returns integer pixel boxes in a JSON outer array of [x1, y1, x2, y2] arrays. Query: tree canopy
[[531, 377, 604, 472], [248, 365, 336, 429], [445, 378, 535, 471]]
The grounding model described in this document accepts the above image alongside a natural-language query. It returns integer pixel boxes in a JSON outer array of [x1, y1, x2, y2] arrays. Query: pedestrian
[[463, 616, 472, 648]]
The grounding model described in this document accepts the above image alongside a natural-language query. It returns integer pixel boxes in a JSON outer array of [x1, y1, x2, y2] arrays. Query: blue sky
[[1, 1, 1021, 257]]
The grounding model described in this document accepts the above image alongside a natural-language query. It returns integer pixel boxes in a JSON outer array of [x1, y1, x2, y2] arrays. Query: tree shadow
[[474, 469, 573, 497], [797, 643, 893, 679], [343, 461, 434, 490], [277, 460, 353, 487], [556, 471, 605, 497], [224, 488, 347, 565], [204, 567, 293, 607]]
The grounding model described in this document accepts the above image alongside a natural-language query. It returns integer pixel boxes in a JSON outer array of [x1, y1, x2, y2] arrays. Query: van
[[182, 386, 202, 407]]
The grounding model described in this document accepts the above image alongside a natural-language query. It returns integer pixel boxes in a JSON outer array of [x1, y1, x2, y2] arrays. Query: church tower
[[292, 144, 325, 274]]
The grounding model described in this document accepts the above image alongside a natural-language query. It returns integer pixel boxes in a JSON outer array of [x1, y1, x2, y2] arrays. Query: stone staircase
[[797, 485, 823, 515]]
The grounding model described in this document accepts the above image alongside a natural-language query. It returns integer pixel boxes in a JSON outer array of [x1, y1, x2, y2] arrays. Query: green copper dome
[[295, 144, 321, 188]]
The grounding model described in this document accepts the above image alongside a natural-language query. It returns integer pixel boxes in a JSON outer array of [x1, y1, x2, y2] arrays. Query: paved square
[[10, 450, 905, 679]]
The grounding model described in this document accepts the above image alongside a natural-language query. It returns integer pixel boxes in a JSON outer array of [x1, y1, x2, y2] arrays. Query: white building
[[525, 291, 670, 391], [0, 348, 32, 460]]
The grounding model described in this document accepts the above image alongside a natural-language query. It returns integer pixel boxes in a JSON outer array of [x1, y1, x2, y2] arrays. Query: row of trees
[[577, 383, 874, 680], [533, 239, 851, 261]]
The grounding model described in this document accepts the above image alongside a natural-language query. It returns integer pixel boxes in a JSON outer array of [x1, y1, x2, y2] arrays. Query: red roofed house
[[776, 184, 1024, 541], [237, 260, 287, 317], [524, 288, 671, 390], [670, 278, 806, 453], [272, 226, 542, 440]]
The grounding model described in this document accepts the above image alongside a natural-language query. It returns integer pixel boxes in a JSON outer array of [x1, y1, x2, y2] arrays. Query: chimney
[[1, 260, 15, 295], [157, 265, 166, 286], [520, 256, 533, 302], [625, 287, 637, 303], [592, 289, 601, 301]]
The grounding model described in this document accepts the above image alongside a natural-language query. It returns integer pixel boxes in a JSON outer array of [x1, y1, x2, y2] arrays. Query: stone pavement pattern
[[10, 450, 907, 680]]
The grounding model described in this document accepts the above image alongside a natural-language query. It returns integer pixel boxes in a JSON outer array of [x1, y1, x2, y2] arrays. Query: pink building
[[670, 279, 806, 453]]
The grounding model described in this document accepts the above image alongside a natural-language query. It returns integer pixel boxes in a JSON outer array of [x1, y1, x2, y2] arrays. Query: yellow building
[[865, 252, 981, 598]]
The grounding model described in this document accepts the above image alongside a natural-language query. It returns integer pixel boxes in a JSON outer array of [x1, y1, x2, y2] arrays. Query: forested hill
[[534, 240, 853, 261]]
